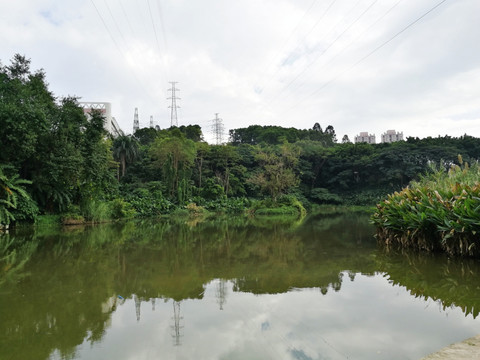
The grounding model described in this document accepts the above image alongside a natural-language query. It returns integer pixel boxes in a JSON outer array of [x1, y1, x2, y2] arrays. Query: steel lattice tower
[[212, 113, 224, 145], [167, 82, 180, 127], [133, 108, 139, 133], [171, 301, 184, 346]]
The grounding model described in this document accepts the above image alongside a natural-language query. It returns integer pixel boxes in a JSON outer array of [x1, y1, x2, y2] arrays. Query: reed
[[371, 156, 480, 257]]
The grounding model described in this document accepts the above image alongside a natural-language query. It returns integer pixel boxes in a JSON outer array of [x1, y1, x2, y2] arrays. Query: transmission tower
[[212, 113, 224, 145], [171, 301, 184, 346], [167, 81, 180, 127], [150, 115, 154, 128], [215, 279, 228, 310], [134, 294, 141, 322], [133, 108, 139, 133]]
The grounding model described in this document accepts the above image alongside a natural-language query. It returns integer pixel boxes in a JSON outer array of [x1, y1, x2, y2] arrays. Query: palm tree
[[0, 166, 32, 227], [113, 135, 139, 178]]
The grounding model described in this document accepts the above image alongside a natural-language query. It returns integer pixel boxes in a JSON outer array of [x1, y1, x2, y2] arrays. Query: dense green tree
[[150, 130, 197, 199], [204, 145, 246, 197], [312, 122, 323, 133], [28, 97, 87, 212], [1, 55, 120, 214], [0, 166, 37, 226], [248, 144, 300, 202], [0, 55, 54, 174], [113, 135, 139, 179], [178, 124, 203, 142], [325, 125, 337, 143], [194, 142, 210, 189], [80, 109, 117, 201], [133, 127, 159, 146]]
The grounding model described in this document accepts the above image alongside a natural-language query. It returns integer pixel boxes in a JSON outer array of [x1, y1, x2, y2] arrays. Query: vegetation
[[3, 54, 480, 227], [372, 156, 480, 257]]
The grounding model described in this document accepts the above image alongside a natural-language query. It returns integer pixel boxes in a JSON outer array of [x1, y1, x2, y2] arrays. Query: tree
[[134, 127, 158, 146], [206, 145, 245, 197], [150, 131, 196, 199], [342, 135, 351, 144], [0, 166, 37, 226], [248, 144, 300, 202], [28, 96, 88, 212], [0, 54, 54, 173], [313, 123, 323, 133], [178, 125, 203, 142], [113, 135, 139, 179], [194, 142, 210, 189], [325, 125, 337, 143], [80, 109, 117, 200]]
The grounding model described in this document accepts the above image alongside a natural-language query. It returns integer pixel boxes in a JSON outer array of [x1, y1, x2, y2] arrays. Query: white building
[[355, 132, 376, 144], [79, 102, 123, 137], [381, 130, 403, 143]]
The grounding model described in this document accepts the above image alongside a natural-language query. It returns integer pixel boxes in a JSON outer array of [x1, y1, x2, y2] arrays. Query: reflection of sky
[[69, 274, 480, 360]]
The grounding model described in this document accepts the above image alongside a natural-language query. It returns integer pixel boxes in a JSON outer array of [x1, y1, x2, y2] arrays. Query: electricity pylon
[[133, 108, 139, 133], [167, 82, 180, 127], [171, 301, 184, 346], [212, 113, 224, 145]]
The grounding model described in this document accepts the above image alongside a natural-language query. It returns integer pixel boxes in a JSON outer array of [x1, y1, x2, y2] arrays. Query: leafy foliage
[[4, 54, 480, 222], [0, 166, 38, 226], [150, 130, 196, 200], [372, 157, 480, 257]]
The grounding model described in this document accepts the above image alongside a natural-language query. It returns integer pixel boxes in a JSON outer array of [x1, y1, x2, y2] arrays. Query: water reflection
[[0, 212, 479, 360]]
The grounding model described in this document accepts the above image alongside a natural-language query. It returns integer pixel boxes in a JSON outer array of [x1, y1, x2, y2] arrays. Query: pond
[[1, 212, 479, 360]]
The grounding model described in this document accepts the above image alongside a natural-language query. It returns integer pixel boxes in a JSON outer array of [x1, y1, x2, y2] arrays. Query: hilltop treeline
[[2, 55, 480, 225]]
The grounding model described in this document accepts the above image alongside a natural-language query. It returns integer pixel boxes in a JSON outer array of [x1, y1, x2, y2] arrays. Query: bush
[[185, 202, 206, 215], [372, 158, 480, 257], [81, 199, 111, 223], [124, 186, 174, 217], [109, 198, 136, 219], [253, 195, 306, 217], [310, 188, 343, 205]]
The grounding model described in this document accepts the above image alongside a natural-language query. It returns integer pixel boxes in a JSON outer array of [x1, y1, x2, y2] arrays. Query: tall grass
[[371, 156, 480, 257]]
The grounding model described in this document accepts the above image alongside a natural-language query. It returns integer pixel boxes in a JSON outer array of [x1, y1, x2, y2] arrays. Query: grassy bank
[[371, 156, 480, 257]]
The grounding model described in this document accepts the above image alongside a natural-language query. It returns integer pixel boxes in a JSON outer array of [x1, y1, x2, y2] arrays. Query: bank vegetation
[[3, 55, 480, 229], [372, 156, 480, 257]]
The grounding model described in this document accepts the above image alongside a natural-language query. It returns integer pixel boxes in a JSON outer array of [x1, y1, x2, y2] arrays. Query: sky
[[1, 0, 479, 143]]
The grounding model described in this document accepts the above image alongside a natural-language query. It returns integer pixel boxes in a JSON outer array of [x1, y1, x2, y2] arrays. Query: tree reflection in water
[[0, 212, 479, 359]]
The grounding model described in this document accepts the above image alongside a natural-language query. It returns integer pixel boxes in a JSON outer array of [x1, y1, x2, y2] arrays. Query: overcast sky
[[1, 0, 479, 143]]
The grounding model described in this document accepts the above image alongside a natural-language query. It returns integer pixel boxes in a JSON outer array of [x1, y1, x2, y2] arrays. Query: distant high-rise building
[[381, 130, 403, 143], [355, 132, 376, 144]]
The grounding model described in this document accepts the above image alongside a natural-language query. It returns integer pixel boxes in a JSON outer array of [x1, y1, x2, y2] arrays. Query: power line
[[284, 0, 451, 115], [315, 0, 404, 79], [155, 0, 169, 54], [147, 0, 163, 54], [252, 0, 323, 92], [253, 0, 337, 96], [265, 0, 379, 106], [146, 0, 169, 87], [103, 0, 128, 45], [90, 0, 125, 58], [119, 0, 136, 37]]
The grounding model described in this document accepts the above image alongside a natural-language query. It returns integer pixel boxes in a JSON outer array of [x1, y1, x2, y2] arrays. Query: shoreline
[[420, 335, 480, 359]]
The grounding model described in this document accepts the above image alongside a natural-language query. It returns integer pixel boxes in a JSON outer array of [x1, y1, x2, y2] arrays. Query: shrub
[[372, 158, 480, 257], [310, 188, 343, 204], [81, 199, 111, 222], [109, 198, 136, 219]]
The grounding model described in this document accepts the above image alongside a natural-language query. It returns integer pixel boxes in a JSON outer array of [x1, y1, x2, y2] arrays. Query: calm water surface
[[1, 212, 480, 360]]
